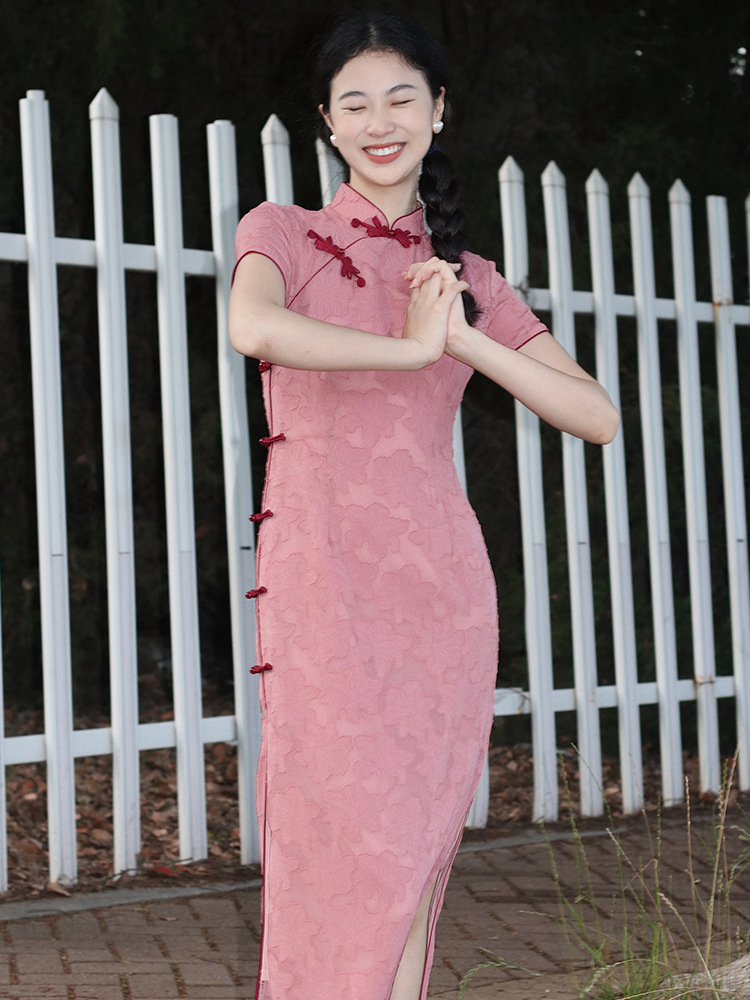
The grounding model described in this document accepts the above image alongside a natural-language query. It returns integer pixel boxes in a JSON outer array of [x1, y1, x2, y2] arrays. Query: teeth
[[365, 144, 403, 156]]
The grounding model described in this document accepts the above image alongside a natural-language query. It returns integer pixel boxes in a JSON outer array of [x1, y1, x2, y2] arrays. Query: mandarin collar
[[326, 183, 427, 237]]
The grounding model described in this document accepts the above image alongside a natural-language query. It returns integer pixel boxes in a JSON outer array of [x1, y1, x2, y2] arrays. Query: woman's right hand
[[230, 251, 468, 373], [401, 262, 469, 366]]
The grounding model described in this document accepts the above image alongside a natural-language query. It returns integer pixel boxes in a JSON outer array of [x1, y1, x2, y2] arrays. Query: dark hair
[[312, 12, 479, 325]]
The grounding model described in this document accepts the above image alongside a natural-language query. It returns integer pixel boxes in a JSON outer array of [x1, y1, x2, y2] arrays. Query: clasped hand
[[400, 258, 470, 365]]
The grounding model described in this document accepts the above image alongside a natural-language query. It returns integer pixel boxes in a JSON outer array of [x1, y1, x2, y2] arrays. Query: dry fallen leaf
[[47, 881, 72, 897], [89, 828, 113, 845]]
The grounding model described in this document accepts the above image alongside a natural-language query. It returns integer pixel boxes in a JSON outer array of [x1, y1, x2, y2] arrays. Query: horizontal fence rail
[[0, 91, 748, 890]]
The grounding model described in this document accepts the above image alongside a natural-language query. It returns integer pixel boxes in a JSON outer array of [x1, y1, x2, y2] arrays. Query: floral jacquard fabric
[[234, 183, 548, 1000]]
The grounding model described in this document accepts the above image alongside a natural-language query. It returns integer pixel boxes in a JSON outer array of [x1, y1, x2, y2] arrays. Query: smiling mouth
[[363, 143, 404, 156]]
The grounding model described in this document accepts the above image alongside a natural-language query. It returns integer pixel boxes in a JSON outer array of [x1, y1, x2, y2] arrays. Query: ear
[[435, 87, 446, 119], [318, 104, 333, 131]]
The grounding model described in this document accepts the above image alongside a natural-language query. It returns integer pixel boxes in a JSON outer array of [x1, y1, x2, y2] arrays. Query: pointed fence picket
[[708, 197, 750, 787], [207, 118, 262, 865], [90, 88, 141, 876], [542, 161, 602, 817], [585, 168, 643, 815], [150, 112, 208, 865], [629, 173, 684, 807], [669, 179, 720, 796], [0, 97, 749, 890], [498, 156, 558, 822], [20, 90, 78, 884]]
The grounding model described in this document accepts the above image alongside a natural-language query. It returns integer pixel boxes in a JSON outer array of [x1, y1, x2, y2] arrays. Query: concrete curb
[[0, 878, 262, 923]]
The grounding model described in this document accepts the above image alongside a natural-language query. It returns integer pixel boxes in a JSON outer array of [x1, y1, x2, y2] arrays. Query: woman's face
[[320, 50, 444, 206]]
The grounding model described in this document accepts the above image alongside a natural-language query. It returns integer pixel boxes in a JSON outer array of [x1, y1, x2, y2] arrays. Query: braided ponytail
[[419, 148, 480, 326]]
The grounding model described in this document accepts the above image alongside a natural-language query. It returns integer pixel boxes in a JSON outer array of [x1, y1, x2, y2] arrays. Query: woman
[[229, 13, 619, 1000]]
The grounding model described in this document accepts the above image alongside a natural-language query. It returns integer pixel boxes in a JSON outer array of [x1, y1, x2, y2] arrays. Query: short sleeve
[[234, 201, 295, 288], [465, 253, 548, 350]]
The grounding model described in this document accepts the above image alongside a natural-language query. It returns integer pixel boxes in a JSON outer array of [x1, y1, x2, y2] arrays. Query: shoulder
[[235, 200, 337, 254], [236, 200, 305, 240], [461, 250, 503, 279], [462, 250, 548, 348], [461, 251, 510, 303]]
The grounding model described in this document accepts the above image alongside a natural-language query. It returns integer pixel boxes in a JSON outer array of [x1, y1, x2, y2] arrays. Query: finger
[[403, 257, 451, 276], [404, 259, 461, 285], [409, 270, 444, 303], [412, 260, 461, 281], [435, 281, 470, 309], [410, 264, 461, 289], [435, 278, 470, 299], [410, 259, 461, 275]]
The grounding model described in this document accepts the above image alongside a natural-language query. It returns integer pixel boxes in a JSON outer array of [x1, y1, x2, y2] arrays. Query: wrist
[[400, 335, 441, 370], [446, 319, 477, 364]]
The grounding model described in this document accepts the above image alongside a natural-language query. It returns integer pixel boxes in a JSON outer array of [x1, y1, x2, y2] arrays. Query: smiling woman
[[227, 11, 618, 1000], [320, 52, 445, 219]]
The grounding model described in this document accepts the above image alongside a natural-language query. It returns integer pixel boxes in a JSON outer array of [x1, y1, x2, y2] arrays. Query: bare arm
[[400, 258, 619, 444], [228, 253, 466, 372], [448, 317, 620, 445]]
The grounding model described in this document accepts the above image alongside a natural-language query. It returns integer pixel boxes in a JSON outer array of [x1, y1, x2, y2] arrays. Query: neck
[[347, 178, 420, 227]]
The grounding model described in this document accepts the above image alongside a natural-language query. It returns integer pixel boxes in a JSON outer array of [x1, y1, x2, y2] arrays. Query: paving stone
[[181, 990, 244, 999], [4, 924, 56, 942], [0, 990, 71, 998], [10, 973, 73, 986], [66, 970, 122, 985], [63, 946, 112, 961], [114, 940, 168, 960], [76, 989, 128, 1000], [160, 935, 217, 958], [126, 971, 181, 997], [14, 952, 65, 975], [53, 912, 103, 937], [116, 960, 177, 973], [178, 960, 235, 986]]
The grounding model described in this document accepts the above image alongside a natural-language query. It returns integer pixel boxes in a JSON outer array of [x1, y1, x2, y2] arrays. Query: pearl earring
[[329, 133, 338, 146], [432, 121, 444, 134]]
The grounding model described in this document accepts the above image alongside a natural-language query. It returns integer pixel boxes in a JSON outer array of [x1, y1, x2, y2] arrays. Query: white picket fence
[[1, 89, 749, 891]]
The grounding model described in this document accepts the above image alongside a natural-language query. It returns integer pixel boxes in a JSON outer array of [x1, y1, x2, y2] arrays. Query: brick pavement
[[0, 812, 748, 999]]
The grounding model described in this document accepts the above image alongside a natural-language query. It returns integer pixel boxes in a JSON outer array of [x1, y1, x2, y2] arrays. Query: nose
[[365, 106, 395, 137]]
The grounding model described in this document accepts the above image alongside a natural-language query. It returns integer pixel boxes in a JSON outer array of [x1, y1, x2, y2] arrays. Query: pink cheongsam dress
[[235, 182, 546, 1000]]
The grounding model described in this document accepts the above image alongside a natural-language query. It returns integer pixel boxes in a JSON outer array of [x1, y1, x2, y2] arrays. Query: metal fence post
[[499, 156, 557, 821], [19, 89, 78, 884], [542, 161, 603, 816], [207, 118, 262, 863], [90, 87, 141, 874], [628, 173, 683, 807], [586, 169, 644, 813], [707, 196, 750, 788], [150, 113, 207, 862], [670, 180, 720, 795], [261, 115, 294, 206]]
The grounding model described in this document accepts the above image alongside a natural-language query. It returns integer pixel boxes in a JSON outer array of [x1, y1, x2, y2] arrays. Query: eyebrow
[[335, 83, 419, 102]]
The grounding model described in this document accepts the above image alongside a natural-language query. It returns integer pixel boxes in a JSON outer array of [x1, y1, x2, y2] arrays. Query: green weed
[[458, 750, 750, 999]]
